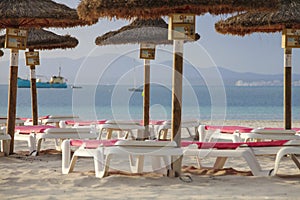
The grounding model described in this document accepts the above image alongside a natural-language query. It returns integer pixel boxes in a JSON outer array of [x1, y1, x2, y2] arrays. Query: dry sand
[[1, 120, 300, 200]]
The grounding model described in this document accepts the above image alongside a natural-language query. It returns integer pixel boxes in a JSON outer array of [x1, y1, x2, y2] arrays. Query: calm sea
[[1, 84, 300, 121]]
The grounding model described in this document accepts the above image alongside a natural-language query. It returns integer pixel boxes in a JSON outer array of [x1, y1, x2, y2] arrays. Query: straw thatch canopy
[[0, 0, 96, 28], [96, 18, 200, 46], [78, 0, 280, 21], [215, 0, 300, 36], [0, 28, 78, 50]]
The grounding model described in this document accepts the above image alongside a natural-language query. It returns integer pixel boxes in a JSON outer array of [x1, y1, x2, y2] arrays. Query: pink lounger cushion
[[181, 140, 289, 149], [15, 125, 56, 134], [70, 139, 289, 150], [138, 120, 166, 126], [205, 125, 253, 134], [65, 120, 107, 126], [70, 139, 119, 148]]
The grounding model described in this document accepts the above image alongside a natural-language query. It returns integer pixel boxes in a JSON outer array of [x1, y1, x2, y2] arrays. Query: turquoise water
[[1, 84, 300, 121]]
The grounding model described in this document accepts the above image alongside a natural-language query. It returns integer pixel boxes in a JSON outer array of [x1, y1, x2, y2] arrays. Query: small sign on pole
[[25, 51, 40, 66], [282, 28, 300, 48], [5, 28, 28, 50], [168, 14, 196, 41], [140, 43, 156, 60]]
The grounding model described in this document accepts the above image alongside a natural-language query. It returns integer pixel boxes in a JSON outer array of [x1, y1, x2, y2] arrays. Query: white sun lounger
[[97, 120, 145, 140], [156, 119, 200, 140], [14, 125, 97, 155], [41, 115, 80, 127], [0, 127, 11, 155], [183, 140, 300, 176], [199, 125, 300, 142], [62, 139, 183, 178], [0, 117, 25, 126]]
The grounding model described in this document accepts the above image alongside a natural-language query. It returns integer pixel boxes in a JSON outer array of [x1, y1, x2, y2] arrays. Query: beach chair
[[156, 119, 200, 140], [40, 115, 80, 127], [0, 117, 25, 126], [198, 125, 253, 142], [97, 120, 145, 140], [0, 127, 11, 155], [238, 128, 300, 142], [199, 125, 300, 142], [14, 125, 97, 155], [182, 140, 300, 176], [62, 139, 182, 178], [60, 119, 107, 128]]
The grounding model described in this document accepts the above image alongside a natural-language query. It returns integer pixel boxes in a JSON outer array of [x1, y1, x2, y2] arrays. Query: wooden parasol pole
[[284, 48, 292, 129], [6, 49, 19, 154], [171, 39, 184, 177], [143, 59, 150, 138], [29, 49, 38, 125]]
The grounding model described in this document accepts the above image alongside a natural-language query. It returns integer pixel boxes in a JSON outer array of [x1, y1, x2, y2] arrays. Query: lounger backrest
[[103, 120, 144, 130], [251, 128, 296, 135], [44, 127, 93, 134], [115, 140, 178, 147], [48, 115, 79, 119], [161, 119, 199, 127]]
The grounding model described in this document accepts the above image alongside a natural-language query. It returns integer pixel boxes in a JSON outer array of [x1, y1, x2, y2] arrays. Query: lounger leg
[[241, 150, 269, 176], [106, 129, 112, 140], [2, 140, 10, 156], [62, 140, 71, 174], [195, 156, 202, 168], [35, 138, 43, 156], [193, 127, 199, 141], [272, 147, 300, 175], [290, 154, 300, 169], [129, 155, 144, 173], [28, 133, 37, 155], [198, 125, 205, 142], [213, 157, 228, 169], [94, 148, 106, 178], [95, 153, 111, 178]]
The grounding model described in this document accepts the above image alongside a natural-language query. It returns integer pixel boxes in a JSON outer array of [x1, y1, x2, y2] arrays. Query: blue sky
[[1, 0, 300, 84]]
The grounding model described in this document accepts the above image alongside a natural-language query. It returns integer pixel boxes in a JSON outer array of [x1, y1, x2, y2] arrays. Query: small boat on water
[[18, 67, 68, 88], [71, 85, 82, 89], [128, 87, 143, 92]]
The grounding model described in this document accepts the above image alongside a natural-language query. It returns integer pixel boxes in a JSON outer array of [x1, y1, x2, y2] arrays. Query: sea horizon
[[1, 84, 300, 121]]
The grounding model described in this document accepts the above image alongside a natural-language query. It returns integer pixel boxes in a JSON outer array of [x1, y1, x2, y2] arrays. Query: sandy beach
[[1, 120, 300, 200]]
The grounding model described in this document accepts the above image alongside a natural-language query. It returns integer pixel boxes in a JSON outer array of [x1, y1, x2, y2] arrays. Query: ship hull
[[18, 78, 67, 88]]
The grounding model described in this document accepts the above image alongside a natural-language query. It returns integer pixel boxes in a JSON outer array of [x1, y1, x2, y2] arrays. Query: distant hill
[[1, 55, 299, 86]]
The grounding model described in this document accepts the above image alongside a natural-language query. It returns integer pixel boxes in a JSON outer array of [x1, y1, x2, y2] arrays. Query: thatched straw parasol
[[0, 28, 78, 49], [96, 18, 200, 45], [214, 0, 300, 129], [2, 0, 95, 155], [96, 18, 200, 138], [96, 18, 171, 45], [0, 0, 95, 28], [0, 28, 78, 128], [78, 0, 280, 21], [215, 0, 300, 36], [78, 0, 280, 177]]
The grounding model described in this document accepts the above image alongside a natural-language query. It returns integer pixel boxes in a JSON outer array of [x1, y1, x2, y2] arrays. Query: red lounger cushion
[[181, 140, 289, 149], [70, 139, 118, 148], [15, 125, 56, 134], [205, 125, 253, 134]]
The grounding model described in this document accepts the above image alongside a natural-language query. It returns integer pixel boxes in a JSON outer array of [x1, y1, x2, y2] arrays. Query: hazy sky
[[1, 0, 300, 84]]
